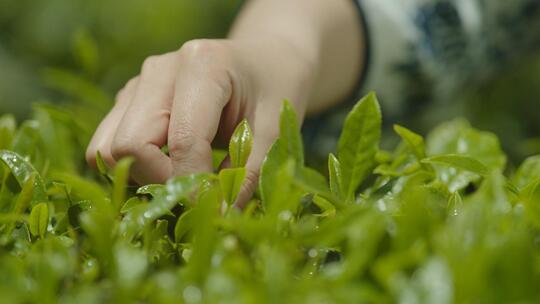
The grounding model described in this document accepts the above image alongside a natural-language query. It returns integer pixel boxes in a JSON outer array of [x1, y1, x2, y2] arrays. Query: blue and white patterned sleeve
[[360, 0, 540, 114], [303, 0, 540, 159]]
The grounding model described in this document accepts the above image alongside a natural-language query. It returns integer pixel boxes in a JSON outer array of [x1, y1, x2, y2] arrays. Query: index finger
[[111, 52, 180, 184], [168, 42, 233, 176]]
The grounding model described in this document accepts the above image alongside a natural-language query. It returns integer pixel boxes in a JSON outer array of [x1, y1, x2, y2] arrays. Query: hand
[[86, 0, 364, 207], [86, 38, 315, 206]]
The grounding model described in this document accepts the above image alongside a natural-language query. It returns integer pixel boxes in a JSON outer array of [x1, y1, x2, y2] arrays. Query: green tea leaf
[[328, 153, 344, 199], [29, 202, 49, 239], [229, 119, 253, 168], [425, 119, 506, 192], [267, 160, 303, 216], [260, 141, 285, 206], [52, 172, 108, 208], [260, 100, 304, 205], [95, 150, 110, 177], [186, 180, 220, 283], [212, 149, 228, 171], [5, 172, 37, 235], [111, 157, 134, 212], [513, 155, 540, 190], [422, 154, 490, 176], [426, 119, 506, 171], [120, 174, 210, 238], [136, 184, 166, 197], [219, 167, 246, 206], [313, 195, 336, 218], [279, 100, 304, 165], [394, 124, 425, 160], [0, 150, 47, 205], [174, 209, 195, 243], [120, 197, 145, 214], [12, 173, 36, 215], [337, 92, 382, 200], [143, 219, 175, 266], [295, 167, 333, 202]]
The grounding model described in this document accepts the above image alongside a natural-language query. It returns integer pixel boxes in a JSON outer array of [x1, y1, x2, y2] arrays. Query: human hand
[[86, 38, 315, 206], [86, 0, 363, 207]]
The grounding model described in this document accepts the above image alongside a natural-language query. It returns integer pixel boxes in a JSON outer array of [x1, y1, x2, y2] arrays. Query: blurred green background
[[0, 0, 539, 163], [0, 0, 241, 117]]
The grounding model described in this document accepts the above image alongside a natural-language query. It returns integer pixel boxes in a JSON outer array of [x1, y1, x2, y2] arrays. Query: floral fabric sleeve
[[303, 0, 540, 160]]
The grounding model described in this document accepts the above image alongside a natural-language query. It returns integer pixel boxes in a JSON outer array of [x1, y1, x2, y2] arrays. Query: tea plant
[[0, 93, 539, 303]]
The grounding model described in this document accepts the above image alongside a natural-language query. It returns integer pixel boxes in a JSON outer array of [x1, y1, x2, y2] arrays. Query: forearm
[[229, 0, 365, 114]]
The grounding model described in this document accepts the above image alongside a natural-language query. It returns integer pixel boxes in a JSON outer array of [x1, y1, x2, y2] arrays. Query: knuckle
[[115, 88, 128, 103], [177, 40, 234, 100], [168, 130, 198, 159], [123, 76, 139, 92], [111, 137, 139, 161], [204, 75, 233, 107], [141, 55, 165, 74], [126, 76, 140, 88], [115, 76, 139, 103], [179, 39, 228, 62]]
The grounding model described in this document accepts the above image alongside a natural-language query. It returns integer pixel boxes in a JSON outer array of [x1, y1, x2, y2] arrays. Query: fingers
[[86, 77, 139, 168], [87, 41, 236, 186], [111, 52, 182, 184], [168, 41, 233, 176], [85, 38, 288, 206]]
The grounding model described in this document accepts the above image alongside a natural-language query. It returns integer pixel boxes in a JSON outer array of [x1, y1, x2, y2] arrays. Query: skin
[[86, 0, 364, 207]]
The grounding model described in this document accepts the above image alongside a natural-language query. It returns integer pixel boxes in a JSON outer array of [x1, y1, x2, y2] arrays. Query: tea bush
[[1, 93, 540, 303]]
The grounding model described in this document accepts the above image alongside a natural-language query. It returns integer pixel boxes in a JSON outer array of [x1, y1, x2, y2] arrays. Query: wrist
[[231, 35, 318, 116], [229, 0, 364, 115]]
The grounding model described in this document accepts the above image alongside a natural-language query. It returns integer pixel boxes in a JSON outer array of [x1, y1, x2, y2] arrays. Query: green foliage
[[229, 119, 253, 168], [28, 202, 48, 239], [338, 92, 381, 201], [260, 100, 305, 210], [0, 150, 47, 205], [422, 154, 490, 176], [219, 168, 246, 207], [328, 153, 344, 200], [394, 124, 425, 160], [1, 93, 540, 303]]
